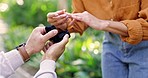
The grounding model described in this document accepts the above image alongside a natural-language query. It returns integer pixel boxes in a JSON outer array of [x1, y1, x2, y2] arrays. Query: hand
[[47, 10, 69, 31], [71, 11, 128, 36], [25, 26, 58, 56], [70, 11, 109, 30], [42, 34, 69, 61]]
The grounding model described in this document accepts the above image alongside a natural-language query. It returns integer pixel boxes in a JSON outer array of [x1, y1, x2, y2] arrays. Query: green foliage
[[1, 0, 58, 27], [3, 26, 104, 78], [3, 26, 33, 50], [1, 0, 104, 78], [56, 28, 104, 78], [3, 26, 42, 68], [67, 0, 72, 12]]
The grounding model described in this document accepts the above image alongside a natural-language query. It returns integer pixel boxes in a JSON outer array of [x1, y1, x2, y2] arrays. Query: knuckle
[[48, 19, 52, 22], [40, 37, 45, 43], [51, 22, 56, 26], [58, 20, 62, 23], [34, 27, 39, 31], [62, 23, 67, 26]]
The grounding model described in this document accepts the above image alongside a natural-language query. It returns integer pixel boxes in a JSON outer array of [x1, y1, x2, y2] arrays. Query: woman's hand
[[47, 10, 69, 31], [70, 11, 109, 30], [70, 11, 128, 36]]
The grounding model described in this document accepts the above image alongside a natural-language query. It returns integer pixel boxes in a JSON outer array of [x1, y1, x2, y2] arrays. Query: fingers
[[52, 16, 68, 25], [47, 13, 68, 23], [47, 9, 65, 18], [67, 13, 83, 24], [43, 29, 58, 42], [47, 12, 59, 18], [69, 19, 76, 26], [47, 18, 57, 23], [43, 42, 53, 52], [47, 14, 68, 27], [59, 34, 69, 46], [56, 9, 66, 15], [71, 14, 82, 21], [42, 47, 47, 53], [52, 13, 68, 19], [56, 23, 67, 31], [47, 9, 68, 25]]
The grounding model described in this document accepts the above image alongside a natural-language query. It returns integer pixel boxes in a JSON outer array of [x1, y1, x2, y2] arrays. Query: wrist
[[44, 56, 57, 62], [98, 20, 110, 30], [25, 44, 33, 56], [16, 43, 30, 62]]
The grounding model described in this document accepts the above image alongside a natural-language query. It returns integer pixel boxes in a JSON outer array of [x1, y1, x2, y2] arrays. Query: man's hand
[[25, 26, 58, 56], [42, 34, 69, 61]]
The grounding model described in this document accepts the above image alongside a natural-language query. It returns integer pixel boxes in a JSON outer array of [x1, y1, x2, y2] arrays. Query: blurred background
[[0, 0, 104, 78]]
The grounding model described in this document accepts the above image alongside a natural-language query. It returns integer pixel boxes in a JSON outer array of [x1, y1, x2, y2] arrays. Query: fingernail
[[66, 34, 69, 38], [53, 29, 58, 34], [64, 34, 69, 39], [55, 14, 59, 16], [63, 9, 66, 12], [61, 14, 67, 17], [66, 15, 69, 18]]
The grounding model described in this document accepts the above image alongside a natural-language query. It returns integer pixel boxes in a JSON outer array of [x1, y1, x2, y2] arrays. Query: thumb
[[71, 14, 82, 21], [56, 9, 66, 15], [47, 12, 58, 18], [59, 34, 69, 46], [43, 29, 58, 42]]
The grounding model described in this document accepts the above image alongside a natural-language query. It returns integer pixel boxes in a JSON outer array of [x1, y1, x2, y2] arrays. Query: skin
[[70, 11, 128, 36], [42, 34, 69, 61], [47, 9, 69, 31], [47, 10, 128, 36], [25, 27, 58, 56], [24, 26, 69, 61]]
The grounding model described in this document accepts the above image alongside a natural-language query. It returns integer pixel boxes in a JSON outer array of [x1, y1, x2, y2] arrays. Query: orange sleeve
[[67, 0, 88, 35], [120, 20, 143, 44], [120, 0, 148, 44]]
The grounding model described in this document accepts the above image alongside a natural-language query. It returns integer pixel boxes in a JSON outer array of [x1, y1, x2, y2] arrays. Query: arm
[[67, 0, 88, 35], [33, 60, 57, 78], [119, 0, 148, 44], [0, 50, 24, 78], [47, 0, 87, 35], [104, 21, 128, 36], [70, 11, 128, 36], [34, 34, 69, 78], [0, 27, 58, 77], [71, 0, 148, 45]]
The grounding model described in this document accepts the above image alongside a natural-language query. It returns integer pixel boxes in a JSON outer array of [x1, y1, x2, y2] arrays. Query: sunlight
[[0, 3, 8, 12], [94, 49, 99, 54], [16, 0, 24, 5], [81, 46, 86, 52], [89, 43, 95, 52], [70, 33, 76, 39]]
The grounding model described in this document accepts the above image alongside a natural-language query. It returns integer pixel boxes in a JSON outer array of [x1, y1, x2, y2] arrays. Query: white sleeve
[[33, 60, 57, 78], [0, 49, 24, 78]]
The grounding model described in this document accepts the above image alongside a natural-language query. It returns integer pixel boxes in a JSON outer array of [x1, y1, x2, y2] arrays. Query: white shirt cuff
[[5, 49, 24, 70], [40, 60, 56, 71], [33, 60, 57, 78]]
